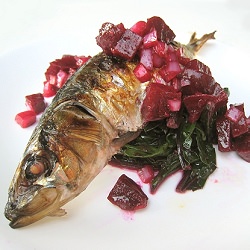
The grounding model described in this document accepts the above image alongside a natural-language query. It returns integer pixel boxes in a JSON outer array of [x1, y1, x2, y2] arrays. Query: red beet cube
[[107, 174, 148, 211], [166, 92, 182, 112], [145, 16, 175, 43], [56, 70, 69, 89], [96, 22, 125, 55], [231, 116, 248, 138], [225, 104, 244, 123], [143, 28, 158, 48], [234, 133, 250, 162], [153, 40, 168, 57], [74, 55, 91, 67], [185, 59, 212, 75], [137, 165, 155, 184], [25, 93, 46, 114], [113, 29, 142, 60], [130, 21, 147, 36], [133, 63, 152, 83], [43, 81, 58, 97], [216, 116, 232, 152], [181, 68, 216, 95], [152, 53, 165, 68], [140, 48, 153, 70], [15, 111, 36, 128], [159, 61, 182, 83], [141, 83, 172, 122], [183, 94, 215, 123]]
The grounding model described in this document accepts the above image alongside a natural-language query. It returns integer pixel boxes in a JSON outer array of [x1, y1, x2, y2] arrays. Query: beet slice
[[15, 111, 36, 128], [234, 133, 250, 162], [225, 104, 244, 123], [137, 165, 155, 184], [43, 81, 58, 97], [107, 174, 148, 211], [25, 93, 46, 114], [184, 59, 212, 75], [183, 94, 216, 123], [181, 68, 216, 95], [216, 116, 232, 152], [112, 29, 142, 60], [133, 63, 152, 83], [130, 21, 147, 36], [96, 22, 125, 55], [143, 28, 158, 48], [141, 83, 171, 122], [145, 16, 175, 43]]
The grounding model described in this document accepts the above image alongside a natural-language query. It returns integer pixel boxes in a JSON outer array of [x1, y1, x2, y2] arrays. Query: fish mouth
[[5, 187, 60, 229]]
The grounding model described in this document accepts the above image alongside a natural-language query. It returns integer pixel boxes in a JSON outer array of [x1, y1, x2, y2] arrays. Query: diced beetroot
[[143, 28, 158, 48], [234, 133, 250, 162], [133, 63, 151, 83], [233, 103, 245, 113], [159, 62, 182, 83], [15, 111, 36, 128], [96, 22, 125, 55], [246, 116, 250, 128], [183, 94, 216, 123], [151, 71, 167, 85], [25, 93, 46, 114], [74, 55, 91, 67], [141, 83, 172, 122], [165, 45, 178, 62], [171, 78, 181, 91], [225, 104, 244, 123], [166, 111, 181, 128], [216, 116, 232, 152], [137, 165, 155, 184], [212, 83, 228, 109], [43, 81, 58, 97], [46, 55, 78, 77], [176, 48, 191, 66], [166, 92, 182, 112], [130, 21, 147, 36], [181, 68, 216, 95], [152, 53, 165, 68], [185, 59, 212, 75], [56, 70, 69, 89], [140, 48, 153, 70], [231, 116, 248, 138], [145, 16, 175, 43], [44, 55, 84, 91], [153, 41, 168, 57], [112, 29, 142, 60], [107, 174, 148, 211]]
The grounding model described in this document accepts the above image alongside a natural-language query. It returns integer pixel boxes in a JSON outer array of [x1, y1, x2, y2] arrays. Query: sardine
[[5, 31, 215, 228]]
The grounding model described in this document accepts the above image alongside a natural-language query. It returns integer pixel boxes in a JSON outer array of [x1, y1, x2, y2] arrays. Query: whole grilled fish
[[5, 31, 215, 228]]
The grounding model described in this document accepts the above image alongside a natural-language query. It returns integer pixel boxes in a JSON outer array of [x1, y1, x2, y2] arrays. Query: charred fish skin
[[5, 53, 144, 228]]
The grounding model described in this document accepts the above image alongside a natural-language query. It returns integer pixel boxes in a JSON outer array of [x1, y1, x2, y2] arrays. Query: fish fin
[[186, 31, 216, 54], [48, 208, 67, 217], [111, 130, 141, 153]]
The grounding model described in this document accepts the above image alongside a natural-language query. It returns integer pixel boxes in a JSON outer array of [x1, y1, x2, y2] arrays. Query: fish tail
[[186, 31, 216, 54]]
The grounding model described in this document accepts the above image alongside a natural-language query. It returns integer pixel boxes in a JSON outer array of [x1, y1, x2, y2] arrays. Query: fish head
[[5, 146, 77, 228]]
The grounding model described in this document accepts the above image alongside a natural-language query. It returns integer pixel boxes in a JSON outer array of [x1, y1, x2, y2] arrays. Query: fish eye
[[25, 155, 50, 180]]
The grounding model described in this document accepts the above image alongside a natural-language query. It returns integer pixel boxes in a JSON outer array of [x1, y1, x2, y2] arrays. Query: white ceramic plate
[[1, 1, 250, 249]]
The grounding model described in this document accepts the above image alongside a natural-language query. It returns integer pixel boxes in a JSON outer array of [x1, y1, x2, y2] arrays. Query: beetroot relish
[[15, 111, 36, 128], [107, 174, 148, 211], [15, 55, 91, 128]]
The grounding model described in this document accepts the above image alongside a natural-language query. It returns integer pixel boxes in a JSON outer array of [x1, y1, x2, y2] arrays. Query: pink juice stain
[[120, 210, 135, 221]]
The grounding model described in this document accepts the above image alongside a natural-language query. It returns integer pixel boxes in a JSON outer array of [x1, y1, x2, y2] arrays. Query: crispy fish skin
[[5, 53, 144, 228], [5, 31, 215, 228]]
